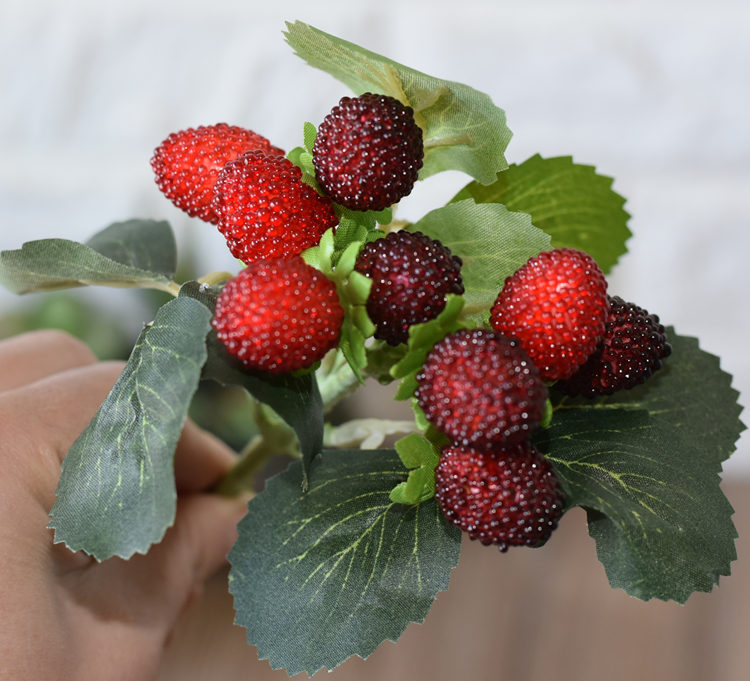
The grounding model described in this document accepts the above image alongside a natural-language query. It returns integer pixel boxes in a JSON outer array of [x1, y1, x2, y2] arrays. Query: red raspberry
[[415, 329, 547, 449], [150, 123, 284, 224], [490, 248, 609, 382], [556, 295, 672, 397], [211, 257, 344, 374], [212, 150, 339, 265], [435, 443, 565, 551], [312, 93, 424, 211], [354, 231, 464, 346]]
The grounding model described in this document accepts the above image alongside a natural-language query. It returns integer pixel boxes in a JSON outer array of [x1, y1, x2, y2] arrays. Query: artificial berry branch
[[0, 20, 742, 676]]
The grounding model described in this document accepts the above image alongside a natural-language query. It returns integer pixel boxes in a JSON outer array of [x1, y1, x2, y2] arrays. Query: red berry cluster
[[148, 93, 431, 375], [147, 99, 671, 553], [417, 247, 671, 550]]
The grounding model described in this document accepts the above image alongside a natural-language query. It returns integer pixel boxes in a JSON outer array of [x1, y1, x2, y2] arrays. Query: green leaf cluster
[[302, 228, 376, 383]]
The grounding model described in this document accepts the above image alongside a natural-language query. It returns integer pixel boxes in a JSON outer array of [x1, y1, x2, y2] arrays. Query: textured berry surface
[[557, 295, 672, 396], [435, 443, 565, 551], [490, 248, 609, 382], [151, 123, 284, 224], [354, 230, 464, 345], [313, 93, 424, 211], [416, 329, 547, 449], [213, 150, 339, 265], [211, 257, 344, 374]]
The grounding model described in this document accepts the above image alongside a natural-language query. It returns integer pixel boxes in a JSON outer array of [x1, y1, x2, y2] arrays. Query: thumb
[[166, 492, 251, 590]]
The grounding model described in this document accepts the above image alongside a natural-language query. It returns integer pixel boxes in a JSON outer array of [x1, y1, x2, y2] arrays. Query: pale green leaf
[[452, 155, 631, 272], [408, 200, 551, 325], [284, 21, 512, 183], [0, 226, 177, 295]]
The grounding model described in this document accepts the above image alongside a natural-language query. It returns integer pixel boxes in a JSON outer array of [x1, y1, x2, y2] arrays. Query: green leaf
[[180, 282, 325, 486], [48, 296, 212, 559], [85, 219, 178, 277], [539, 332, 745, 602], [229, 449, 461, 676], [303, 121, 317, 153], [0, 223, 178, 295], [452, 155, 631, 273], [284, 21, 512, 184], [391, 294, 466, 401], [390, 433, 441, 505], [408, 200, 550, 325]]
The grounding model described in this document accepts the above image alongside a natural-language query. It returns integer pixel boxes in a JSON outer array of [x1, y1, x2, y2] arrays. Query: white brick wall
[[1, 0, 748, 472]]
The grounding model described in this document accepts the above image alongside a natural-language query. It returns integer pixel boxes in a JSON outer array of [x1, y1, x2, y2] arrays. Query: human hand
[[0, 330, 247, 681]]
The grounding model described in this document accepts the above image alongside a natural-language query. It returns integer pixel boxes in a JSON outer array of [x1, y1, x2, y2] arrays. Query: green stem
[[213, 436, 274, 497], [197, 270, 235, 287], [316, 349, 361, 412], [214, 401, 300, 495]]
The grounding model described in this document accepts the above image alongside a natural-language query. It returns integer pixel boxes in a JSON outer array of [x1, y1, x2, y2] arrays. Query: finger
[[6, 360, 125, 460], [173, 420, 238, 494], [82, 492, 249, 631], [166, 492, 249, 588], [0, 329, 98, 392]]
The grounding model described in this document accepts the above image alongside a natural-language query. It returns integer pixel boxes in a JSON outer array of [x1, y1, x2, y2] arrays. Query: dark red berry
[[213, 150, 339, 265], [556, 295, 672, 396], [435, 443, 565, 551], [151, 123, 284, 224], [416, 329, 547, 449], [490, 248, 609, 382], [313, 93, 424, 211], [354, 230, 464, 345], [212, 257, 344, 374]]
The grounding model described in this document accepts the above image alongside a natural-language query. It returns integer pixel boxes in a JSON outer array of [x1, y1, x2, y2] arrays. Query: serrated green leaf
[[85, 219, 177, 277], [452, 155, 631, 273], [284, 21, 512, 183], [180, 282, 325, 485], [408, 200, 550, 324], [0, 232, 178, 295], [539, 331, 744, 602], [48, 296, 212, 559], [229, 449, 461, 675]]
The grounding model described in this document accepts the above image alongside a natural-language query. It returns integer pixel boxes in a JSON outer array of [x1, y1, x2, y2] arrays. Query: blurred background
[[1, 0, 749, 678]]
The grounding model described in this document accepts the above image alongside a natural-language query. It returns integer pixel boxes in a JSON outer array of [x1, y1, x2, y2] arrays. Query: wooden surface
[[158, 481, 750, 681]]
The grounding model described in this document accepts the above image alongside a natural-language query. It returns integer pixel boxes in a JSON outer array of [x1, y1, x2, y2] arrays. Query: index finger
[[0, 330, 98, 392]]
